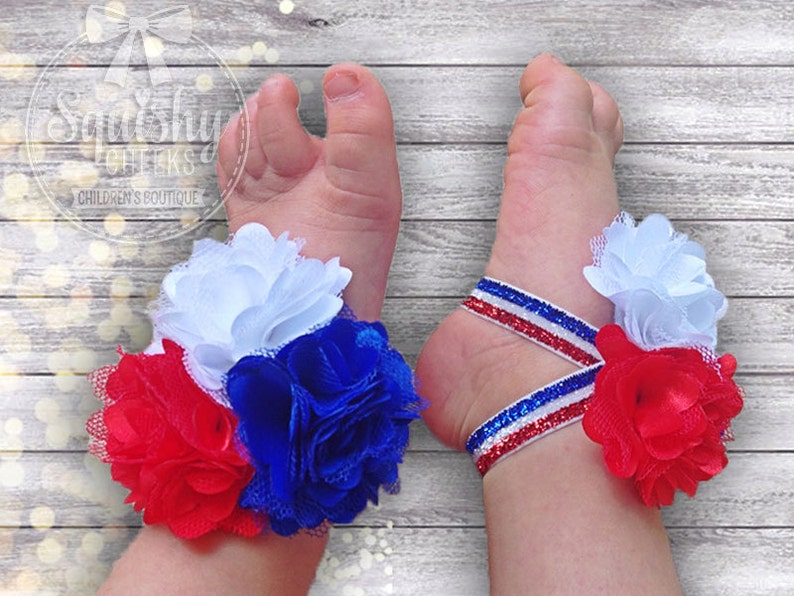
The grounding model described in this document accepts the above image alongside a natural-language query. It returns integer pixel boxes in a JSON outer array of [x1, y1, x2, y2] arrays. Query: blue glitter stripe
[[476, 278, 598, 344], [465, 365, 601, 454]]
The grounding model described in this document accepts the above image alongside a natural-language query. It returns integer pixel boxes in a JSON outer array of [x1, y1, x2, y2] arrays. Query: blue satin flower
[[226, 317, 421, 536]]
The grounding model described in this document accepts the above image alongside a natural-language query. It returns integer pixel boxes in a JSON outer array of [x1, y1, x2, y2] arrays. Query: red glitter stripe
[[476, 399, 591, 475], [462, 296, 599, 367]]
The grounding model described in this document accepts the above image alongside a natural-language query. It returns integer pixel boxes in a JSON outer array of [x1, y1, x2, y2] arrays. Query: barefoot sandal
[[464, 277, 602, 367], [87, 223, 423, 539], [463, 213, 743, 508], [463, 278, 603, 474]]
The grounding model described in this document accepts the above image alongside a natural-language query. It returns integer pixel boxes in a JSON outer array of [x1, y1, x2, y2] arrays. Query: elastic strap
[[462, 277, 601, 367], [461, 277, 603, 475]]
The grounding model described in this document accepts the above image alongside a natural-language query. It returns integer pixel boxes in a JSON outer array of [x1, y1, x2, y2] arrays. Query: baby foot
[[417, 54, 624, 450], [217, 63, 402, 322], [103, 65, 404, 595]]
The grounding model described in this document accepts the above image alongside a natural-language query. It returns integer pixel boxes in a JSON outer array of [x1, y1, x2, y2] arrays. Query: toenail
[[260, 76, 281, 94], [324, 70, 361, 101]]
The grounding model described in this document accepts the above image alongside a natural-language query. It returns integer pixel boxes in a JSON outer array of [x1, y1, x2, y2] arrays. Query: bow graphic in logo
[[86, 5, 193, 87]]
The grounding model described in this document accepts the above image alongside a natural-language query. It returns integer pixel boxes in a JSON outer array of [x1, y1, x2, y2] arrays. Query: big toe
[[516, 54, 596, 136], [322, 64, 401, 217], [417, 55, 624, 451], [218, 65, 402, 324], [493, 54, 622, 336]]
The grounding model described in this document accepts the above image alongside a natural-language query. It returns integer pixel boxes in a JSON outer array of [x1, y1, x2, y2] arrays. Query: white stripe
[[462, 306, 589, 369], [481, 276, 601, 337], [476, 414, 585, 471], [468, 289, 603, 364], [472, 383, 593, 460]]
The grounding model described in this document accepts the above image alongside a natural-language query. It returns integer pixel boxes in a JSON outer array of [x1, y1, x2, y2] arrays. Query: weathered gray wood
[[614, 145, 794, 221], [10, 66, 794, 143], [391, 220, 794, 298], [4, 0, 794, 66], [2, 374, 788, 453], [1, 1, 792, 591], [1, 527, 791, 595], [7, 144, 794, 221], [400, 142, 794, 221], [0, 221, 790, 297], [2, 451, 790, 530], [715, 299, 794, 374], [671, 528, 794, 596], [9, 144, 794, 221], [0, 297, 791, 373]]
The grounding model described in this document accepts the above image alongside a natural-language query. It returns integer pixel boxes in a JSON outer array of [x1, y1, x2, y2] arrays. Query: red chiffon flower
[[87, 340, 261, 539], [582, 325, 743, 507]]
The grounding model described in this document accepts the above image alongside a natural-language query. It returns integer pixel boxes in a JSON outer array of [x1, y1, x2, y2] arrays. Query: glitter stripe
[[461, 277, 604, 475], [474, 399, 590, 475], [476, 277, 598, 344], [469, 288, 603, 364], [462, 296, 601, 367], [465, 365, 601, 454], [472, 382, 594, 460]]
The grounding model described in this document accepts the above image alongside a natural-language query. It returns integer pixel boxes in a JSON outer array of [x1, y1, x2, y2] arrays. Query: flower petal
[[150, 224, 352, 398], [585, 212, 726, 350], [227, 318, 421, 536]]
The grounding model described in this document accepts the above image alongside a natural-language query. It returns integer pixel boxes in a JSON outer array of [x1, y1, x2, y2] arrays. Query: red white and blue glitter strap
[[466, 364, 601, 475], [462, 277, 604, 475], [461, 277, 602, 367]]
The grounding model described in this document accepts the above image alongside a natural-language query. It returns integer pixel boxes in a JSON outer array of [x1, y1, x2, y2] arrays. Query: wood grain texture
[[0, 297, 792, 373], [2, 374, 790, 453], [2, 0, 793, 592], [1, 452, 791, 530], [0, 221, 790, 297], [3, 0, 794, 66], [9, 144, 794, 221], [9, 66, 794, 143]]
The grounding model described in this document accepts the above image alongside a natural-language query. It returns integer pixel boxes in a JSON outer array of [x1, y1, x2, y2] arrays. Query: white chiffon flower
[[583, 212, 726, 350], [148, 223, 352, 392]]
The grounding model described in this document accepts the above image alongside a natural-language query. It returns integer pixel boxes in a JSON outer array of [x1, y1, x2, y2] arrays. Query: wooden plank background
[[1, 1, 792, 594]]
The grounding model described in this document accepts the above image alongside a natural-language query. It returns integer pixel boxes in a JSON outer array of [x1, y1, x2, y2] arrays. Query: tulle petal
[[149, 223, 352, 399], [227, 318, 423, 536], [585, 212, 726, 350]]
